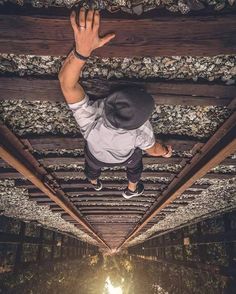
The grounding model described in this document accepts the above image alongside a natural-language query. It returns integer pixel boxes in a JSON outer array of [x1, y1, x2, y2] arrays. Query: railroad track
[[0, 4, 236, 250]]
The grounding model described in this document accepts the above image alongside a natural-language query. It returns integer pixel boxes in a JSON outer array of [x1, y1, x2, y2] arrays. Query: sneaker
[[122, 182, 144, 199], [89, 179, 103, 191]]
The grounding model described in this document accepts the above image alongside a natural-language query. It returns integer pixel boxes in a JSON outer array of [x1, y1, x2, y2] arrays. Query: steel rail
[[0, 124, 110, 250], [117, 111, 236, 250]]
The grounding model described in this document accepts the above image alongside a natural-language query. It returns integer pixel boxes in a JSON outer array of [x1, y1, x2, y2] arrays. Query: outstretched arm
[[58, 8, 115, 104]]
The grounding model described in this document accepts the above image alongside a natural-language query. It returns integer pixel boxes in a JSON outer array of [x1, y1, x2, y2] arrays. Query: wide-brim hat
[[104, 87, 154, 130]]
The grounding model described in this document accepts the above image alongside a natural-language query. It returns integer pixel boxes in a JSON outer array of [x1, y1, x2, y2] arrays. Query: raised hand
[[70, 8, 115, 57]]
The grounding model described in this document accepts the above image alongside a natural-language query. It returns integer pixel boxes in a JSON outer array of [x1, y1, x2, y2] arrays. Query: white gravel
[[1, 0, 235, 14], [128, 177, 236, 246], [0, 100, 230, 139], [0, 179, 98, 245], [0, 54, 235, 83], [46, 163, 182, 172]]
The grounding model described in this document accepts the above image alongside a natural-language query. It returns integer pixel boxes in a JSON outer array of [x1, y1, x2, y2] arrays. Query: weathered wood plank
[[1, 76, 235, 106], [0, 170, 172, 179], [38, 156, 185, 166], [0, 14, 236, 56], [14, 178, 209, 190], [204, 173, 236, 179], [78, 206, 147, 211], [29, 196, 154, 203], [24, 134, 203, 152], [53, 170, 176, 179], [82, 211, 144, 215], [0, 155, 213, 170], [4, 167, 231, 183], [29, 190, 158, 197]]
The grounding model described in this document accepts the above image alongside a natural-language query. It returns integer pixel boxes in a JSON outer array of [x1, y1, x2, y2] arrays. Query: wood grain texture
[[1, 76, 235, 106], [0, 14, 236, 56]]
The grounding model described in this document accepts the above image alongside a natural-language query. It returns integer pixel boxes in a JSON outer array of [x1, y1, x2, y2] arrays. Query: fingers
[[79, 8, 86, 28], [99, 33, 116, 47], [164, 145, 172, 158], [86, 9, 94, 29], [93, 10, 100, 31], [70, 11, 79, 33]]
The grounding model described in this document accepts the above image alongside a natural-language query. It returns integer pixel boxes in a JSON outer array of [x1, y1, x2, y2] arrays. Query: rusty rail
[[0, 124, 110, 250]]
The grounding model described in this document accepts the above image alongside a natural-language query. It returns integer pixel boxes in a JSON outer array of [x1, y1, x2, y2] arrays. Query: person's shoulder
[[136, 120, 152, 130]]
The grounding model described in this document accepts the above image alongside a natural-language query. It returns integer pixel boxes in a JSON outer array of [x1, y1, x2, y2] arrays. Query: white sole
[[93, 183, 103, 191], [122, 191, 144, 199]]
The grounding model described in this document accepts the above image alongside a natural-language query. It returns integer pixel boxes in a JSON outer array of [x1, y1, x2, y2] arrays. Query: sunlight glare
[[104, 277, 123, 294]]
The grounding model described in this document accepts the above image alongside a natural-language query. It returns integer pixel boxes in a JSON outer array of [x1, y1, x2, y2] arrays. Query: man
[[59, 8, 172, 199]]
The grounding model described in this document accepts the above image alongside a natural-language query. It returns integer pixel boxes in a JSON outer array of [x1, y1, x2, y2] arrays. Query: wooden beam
[[53, 170, 175, 179], [31, 198, 153, 206], [78, 206, 147, 212], [4, 168, 232, 183], [1, 76, 235, 106], [39, 156, 236, 167], [0, 13, 236, 56], [29, 190, 158, 197], [38, 156, 185, 166], [23, 134, 203, 152], [14, 179, 209, 190]]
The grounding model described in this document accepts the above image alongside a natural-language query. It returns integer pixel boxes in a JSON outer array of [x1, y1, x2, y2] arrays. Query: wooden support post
[[51, 231, 55, 260], [170, 232, 175, 261], [182, 229, 187, 262], [223, 214, 235, 268], [14, 222, 26, 271], [197, 223, 207, 263], [162, 235, 166, 260], [37, 227, 44, 263]]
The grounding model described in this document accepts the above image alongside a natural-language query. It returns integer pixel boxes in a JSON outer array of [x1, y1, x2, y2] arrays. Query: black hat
[[104, 87, 154, 130]]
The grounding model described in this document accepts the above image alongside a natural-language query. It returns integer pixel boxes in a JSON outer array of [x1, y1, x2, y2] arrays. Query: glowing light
[[104, 277, 123, 294]]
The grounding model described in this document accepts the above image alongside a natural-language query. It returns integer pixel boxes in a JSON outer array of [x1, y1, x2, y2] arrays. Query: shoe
[[90, 179, 103, 191], [122, 182, 144, 199]]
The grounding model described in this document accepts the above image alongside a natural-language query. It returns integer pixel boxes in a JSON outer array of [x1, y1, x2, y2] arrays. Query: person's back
[[59, 8, 172, 198]]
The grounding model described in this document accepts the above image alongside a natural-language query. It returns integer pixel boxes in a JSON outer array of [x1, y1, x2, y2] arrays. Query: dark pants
[[84, 144, 143, 183]]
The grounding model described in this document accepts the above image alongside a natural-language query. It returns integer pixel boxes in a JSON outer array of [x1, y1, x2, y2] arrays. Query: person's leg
[[84, 159, 103, 191], [84, 159, 101, 183], [124, 149, 144, 197], [84, 144, 103, 190], [126, 149, 143, 185]]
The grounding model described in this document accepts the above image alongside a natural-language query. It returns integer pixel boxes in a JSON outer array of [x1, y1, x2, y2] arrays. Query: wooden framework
[[0, 215, 97, 271], [128, 211, 236, 278]]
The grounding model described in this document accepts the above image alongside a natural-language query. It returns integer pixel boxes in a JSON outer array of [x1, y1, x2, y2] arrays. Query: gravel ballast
[[0, 180, 98, 245], [1, 0, 235, 15], [129, 177, 236, 246], [0, 100, 231, 140], [0, 54, 236, 83]]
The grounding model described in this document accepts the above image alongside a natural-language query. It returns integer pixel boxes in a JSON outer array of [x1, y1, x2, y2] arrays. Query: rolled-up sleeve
[[135, 120, 155, 150], [68, 95, 104, 139]]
